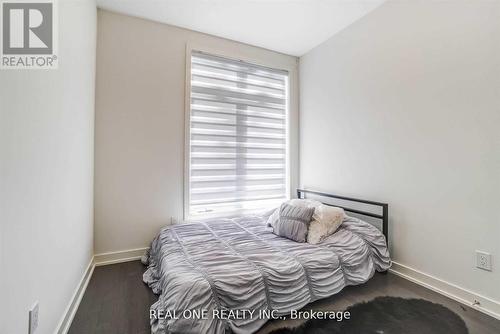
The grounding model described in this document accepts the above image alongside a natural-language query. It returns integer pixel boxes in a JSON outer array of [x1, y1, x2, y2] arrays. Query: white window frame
[[184, 44, 293, 220]]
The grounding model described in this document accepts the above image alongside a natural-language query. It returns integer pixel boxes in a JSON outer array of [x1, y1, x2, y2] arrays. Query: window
[[186, 51, 289, 219]]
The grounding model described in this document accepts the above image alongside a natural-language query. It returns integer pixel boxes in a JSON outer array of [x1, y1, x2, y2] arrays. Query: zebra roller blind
[[187, 51, 289, 218]]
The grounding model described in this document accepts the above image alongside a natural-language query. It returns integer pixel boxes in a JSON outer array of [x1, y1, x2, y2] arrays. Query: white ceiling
[[96, 0, 385, 57]]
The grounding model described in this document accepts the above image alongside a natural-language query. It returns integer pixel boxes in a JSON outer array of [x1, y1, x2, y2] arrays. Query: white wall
[[300, 0, 500, 304], [0, 1, 96, 333], [94, 10, 299, 254]]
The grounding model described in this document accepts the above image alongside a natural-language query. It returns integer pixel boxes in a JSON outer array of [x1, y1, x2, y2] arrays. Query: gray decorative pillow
[[273, 203, 315, 242]]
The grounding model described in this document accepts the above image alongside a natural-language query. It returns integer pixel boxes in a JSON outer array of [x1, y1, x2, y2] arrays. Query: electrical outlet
[[29, 301, 39, 334], [476, 251, 492, 271]]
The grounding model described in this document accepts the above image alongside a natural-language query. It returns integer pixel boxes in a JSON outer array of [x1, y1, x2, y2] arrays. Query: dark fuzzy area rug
[[270, 296, 468, 334]]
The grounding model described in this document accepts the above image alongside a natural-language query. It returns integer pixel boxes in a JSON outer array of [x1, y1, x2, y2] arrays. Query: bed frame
[[297, 188, 389, 245]]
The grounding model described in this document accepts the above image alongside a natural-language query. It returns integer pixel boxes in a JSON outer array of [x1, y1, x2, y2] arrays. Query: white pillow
[[288, 199, 322, 209], [307, 205, 345, 244], [267, 199, 321, 228]]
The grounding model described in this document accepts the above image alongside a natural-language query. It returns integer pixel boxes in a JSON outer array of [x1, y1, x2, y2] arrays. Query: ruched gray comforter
[[143, 215, 391, 334]]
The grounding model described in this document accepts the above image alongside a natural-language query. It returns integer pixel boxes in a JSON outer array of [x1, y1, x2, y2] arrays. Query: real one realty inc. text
[[150, 309, 351, 321]]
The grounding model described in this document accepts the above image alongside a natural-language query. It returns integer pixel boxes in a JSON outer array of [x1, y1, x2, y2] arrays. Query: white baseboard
[[55, 258, 95, 334], [390, 261, 500, 321], [94, 247, 148, 266], [55, 248, 148, 333]]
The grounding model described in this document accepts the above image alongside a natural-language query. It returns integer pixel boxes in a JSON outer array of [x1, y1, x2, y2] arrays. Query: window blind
[[187, 51, 289, 218]]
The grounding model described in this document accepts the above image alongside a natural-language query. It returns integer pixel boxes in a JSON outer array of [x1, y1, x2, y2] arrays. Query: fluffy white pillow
[[267, 199, 321, 228], [287, 199, 322, 208], [307, 205, 345, 244]]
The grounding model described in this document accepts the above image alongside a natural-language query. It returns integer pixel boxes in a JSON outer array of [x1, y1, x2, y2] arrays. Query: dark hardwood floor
[[68, 261, 500, 334], [68, 261, 156, 334]]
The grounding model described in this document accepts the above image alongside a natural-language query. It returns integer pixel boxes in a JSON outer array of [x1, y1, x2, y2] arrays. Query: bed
[[143, 189, 391, 334]]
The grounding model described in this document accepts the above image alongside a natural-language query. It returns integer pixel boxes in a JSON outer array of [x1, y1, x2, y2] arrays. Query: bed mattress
[[143, 215, 391, 334]]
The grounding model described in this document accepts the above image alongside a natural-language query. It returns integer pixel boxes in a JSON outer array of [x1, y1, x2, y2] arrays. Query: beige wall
[[300, 0, 500, 305], [94, 10, 299, 254], [0, 1, 96, 333]]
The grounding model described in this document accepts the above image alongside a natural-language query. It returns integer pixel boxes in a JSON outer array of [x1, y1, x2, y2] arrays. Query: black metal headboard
[[297, 189, 389, 244]]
